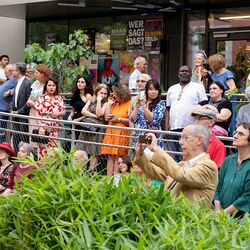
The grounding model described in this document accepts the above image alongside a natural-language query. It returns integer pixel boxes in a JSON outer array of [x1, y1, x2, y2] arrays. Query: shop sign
[[144, 20, 163, 51], [110, 22, 127, 51], [127, 20, 144, 50]]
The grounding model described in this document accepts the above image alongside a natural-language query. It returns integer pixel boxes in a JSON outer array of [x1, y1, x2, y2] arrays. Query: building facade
[[0, 0, 250, 90]]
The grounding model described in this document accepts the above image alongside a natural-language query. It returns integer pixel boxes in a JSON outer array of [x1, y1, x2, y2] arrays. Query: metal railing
[[0, 112, 235, 156]]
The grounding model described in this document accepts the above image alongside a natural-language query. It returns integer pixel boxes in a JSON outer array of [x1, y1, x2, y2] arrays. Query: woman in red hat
[[0, 143, 16, 194]]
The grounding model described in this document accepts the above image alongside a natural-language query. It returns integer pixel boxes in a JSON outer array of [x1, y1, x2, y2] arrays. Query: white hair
[[134, 56, 146, 68], [188, 124, 210, 150]]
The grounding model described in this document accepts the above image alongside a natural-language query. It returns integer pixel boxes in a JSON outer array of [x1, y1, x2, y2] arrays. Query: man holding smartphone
[[134, 124, 218, 208]]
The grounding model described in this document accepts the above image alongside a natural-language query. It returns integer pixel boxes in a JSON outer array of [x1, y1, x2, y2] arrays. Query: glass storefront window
[[69, 17, 112, 54], [187, 11, 206, 69], [27, 20, 68, 48], [209, 8, 250, 29]]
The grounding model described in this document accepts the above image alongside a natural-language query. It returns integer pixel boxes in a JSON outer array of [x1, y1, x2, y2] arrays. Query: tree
[[25, 30, 94, 92]]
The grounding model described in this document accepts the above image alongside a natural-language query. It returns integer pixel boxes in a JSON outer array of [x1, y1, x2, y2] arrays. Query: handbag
[[80, 118, 99, 132], [31, 129, 50, 144]]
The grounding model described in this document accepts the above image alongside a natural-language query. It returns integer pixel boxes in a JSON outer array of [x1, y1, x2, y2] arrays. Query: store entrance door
[[209, 30, 250, 90]]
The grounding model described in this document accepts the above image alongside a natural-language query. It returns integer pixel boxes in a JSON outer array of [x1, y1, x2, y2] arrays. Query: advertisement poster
[[144, 20, 163, 51], [84, 28, 96, 52], [117, 51, 135, 85], [110, 22, 127, 51], [80, 55, 98, 85], [127, 20, 145, 50], [97, 54, 120, 86], [148, 54, 161, 84]]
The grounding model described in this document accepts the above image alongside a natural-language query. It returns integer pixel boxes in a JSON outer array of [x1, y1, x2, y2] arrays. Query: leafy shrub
[[0, 149, 249, 249]]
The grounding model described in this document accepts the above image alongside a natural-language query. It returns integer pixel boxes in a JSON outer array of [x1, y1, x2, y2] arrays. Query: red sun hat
[[0, 143, 16, 157]]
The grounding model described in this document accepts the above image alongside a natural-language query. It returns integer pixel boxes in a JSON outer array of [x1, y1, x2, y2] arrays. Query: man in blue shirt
[[0, 64, 17, 142]]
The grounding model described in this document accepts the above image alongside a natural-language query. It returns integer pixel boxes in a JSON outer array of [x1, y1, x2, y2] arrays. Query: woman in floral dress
[[129, 79, 166, 150], [34, 78, 66, 158]]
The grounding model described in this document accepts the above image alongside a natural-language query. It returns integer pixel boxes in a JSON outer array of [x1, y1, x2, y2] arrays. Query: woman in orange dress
[[101, 84, 131, 176]]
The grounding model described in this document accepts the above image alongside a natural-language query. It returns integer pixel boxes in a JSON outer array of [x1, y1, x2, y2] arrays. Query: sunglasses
[[136, 79, 146, 83]]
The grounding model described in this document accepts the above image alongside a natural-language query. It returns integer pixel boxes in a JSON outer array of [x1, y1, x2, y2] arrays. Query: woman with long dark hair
[[130, 79, 166, 149], [34, 78, 66, 158], [68, 76, 93, 123]]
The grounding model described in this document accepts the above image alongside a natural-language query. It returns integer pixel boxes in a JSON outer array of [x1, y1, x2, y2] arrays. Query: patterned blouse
[[0, 163, 14, 193], [130, 100, 166, 148]]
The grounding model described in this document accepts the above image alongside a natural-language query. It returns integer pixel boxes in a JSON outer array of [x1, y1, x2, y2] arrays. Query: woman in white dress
[[26, 64, 51, 142]]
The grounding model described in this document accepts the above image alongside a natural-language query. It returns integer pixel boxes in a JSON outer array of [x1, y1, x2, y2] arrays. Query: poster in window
[[144, 20, 163, 51], [127, 20, 145, 50], [148, 54, 161, 84], [110, 22, 127, 51], [97, 54, 120, 86]]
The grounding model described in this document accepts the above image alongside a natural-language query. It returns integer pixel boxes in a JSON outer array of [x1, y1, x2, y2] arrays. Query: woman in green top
[[214, 122, 250, 217]]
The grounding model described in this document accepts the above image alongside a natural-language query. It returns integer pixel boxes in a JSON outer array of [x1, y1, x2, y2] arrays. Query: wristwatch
[[118, 118, 121, 122]]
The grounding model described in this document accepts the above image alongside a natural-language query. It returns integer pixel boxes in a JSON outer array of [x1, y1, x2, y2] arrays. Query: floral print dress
[[34, 94, 65, 158], [130, 100, 166, 148], [0, 163, 14, 194]]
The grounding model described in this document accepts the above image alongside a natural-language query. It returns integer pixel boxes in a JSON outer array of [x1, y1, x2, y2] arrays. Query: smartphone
[[138, 134, 152, 144], [139, 90, 145, 99], [107, 114, 114, 120]]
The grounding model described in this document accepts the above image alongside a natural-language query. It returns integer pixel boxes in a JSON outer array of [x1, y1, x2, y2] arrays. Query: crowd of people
[[0, 52, 249, 216]]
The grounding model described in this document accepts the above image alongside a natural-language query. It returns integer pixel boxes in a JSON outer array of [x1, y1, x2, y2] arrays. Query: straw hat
[[0, 143, 16, 157]]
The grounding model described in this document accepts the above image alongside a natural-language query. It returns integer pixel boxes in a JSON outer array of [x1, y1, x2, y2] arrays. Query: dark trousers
[[12, 117, 29, 152], [167, 128, 183, 162], [0, 114, 8, 143]]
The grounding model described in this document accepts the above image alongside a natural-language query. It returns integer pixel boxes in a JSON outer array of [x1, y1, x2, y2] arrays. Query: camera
[[138, 134, 152, 144]]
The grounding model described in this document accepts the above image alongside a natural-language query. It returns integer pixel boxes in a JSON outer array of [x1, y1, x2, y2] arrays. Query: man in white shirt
[[129, 56, 147, 93], [0, 55, 9, 85], [134, 124, 218, 207], [165, 65, 207, 161]]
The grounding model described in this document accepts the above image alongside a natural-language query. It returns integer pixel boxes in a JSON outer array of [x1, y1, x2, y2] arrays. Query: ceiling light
[[111, 6, 137, 10], [169, 0, 181, 6], [158, 7, 176, 12], [57, 0, 85, 7], [219, 15, 250, 20], [133, 4, 162, 9]]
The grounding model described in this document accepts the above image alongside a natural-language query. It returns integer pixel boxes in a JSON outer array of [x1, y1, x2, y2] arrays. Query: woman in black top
[[68, 76, 93, 138], [199, 81, 232, 136]]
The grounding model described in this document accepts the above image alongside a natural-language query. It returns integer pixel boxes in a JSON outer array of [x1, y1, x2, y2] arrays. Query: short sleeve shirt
[[166, 81, 208, 130]]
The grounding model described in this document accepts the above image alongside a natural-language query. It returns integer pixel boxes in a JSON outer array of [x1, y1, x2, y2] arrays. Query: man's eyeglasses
[[136, 79, 146, 83], [179, 135, 194, 142]]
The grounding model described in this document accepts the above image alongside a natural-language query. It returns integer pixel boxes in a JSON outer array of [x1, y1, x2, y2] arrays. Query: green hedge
[[0, 150, 249, 249]]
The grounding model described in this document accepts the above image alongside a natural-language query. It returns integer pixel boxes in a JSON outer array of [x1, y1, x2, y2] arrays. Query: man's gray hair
[[134, 56, 146, 68], [189, 124, 210, 150], [18, 142, 34, 156], [15, 62, 27, 75]]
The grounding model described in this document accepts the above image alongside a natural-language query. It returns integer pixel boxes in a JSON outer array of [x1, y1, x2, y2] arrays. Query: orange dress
[[101, 100, 131, 155]]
